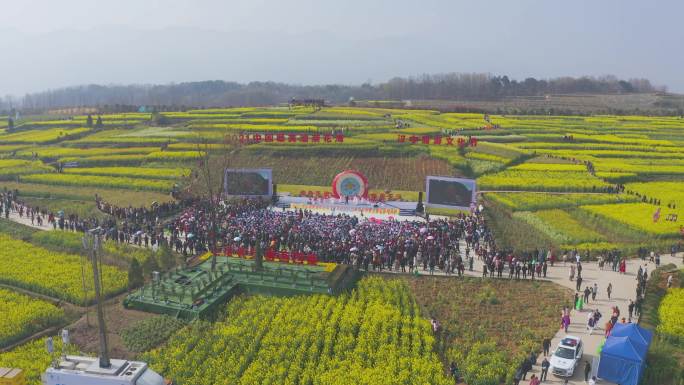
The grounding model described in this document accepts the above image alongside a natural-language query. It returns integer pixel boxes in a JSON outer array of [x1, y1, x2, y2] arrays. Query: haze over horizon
[[1, 0, 682, 96]]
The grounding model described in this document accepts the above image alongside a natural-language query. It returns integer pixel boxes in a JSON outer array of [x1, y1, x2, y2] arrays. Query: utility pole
[[83, 228, 110, 369]]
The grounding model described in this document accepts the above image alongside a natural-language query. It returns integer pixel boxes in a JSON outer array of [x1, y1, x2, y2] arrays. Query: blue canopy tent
[[598, 324, 653, 385], [610, 323, 653, 349]]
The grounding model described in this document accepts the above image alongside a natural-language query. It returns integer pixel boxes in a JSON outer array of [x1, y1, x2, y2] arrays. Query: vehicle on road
[[550, 335, 583, 377]]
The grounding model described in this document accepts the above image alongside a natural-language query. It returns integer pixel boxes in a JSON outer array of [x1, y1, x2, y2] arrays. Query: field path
[[3, 206, 55, 230]]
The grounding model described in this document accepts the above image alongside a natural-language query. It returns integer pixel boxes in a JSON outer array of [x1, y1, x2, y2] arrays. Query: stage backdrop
[[425, 176, 476, 210], [224, 168, 273, 197], [332, 170, 369, 199]]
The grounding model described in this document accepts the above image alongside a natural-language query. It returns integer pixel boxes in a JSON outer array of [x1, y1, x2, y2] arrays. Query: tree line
[[9, 73, 663, 112]]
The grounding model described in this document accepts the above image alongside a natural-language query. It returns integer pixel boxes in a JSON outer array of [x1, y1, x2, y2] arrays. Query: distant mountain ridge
[[15, 73, 665, 112]]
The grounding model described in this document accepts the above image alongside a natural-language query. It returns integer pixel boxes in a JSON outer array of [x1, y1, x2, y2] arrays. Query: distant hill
[[11, 73, 683, 115]]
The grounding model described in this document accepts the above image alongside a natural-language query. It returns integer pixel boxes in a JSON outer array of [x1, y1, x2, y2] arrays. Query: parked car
[[550, 335, 583, 377]]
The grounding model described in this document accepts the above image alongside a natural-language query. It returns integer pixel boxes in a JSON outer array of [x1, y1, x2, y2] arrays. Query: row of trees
[[13, 73, 663, 111], [380, 74, 659, 100]]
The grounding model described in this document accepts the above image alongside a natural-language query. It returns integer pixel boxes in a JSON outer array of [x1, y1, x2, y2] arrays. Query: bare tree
[[194, 133, 241, 271]]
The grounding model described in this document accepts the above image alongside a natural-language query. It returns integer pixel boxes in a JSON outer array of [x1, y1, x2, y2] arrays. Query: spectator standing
[[583, 286, 591, 304], [540, 357, 550, 381], [528, 374, 540, 385], [521, 356, 533, 381], [584, 361, 592, 382], [513, 367, 523, 385]]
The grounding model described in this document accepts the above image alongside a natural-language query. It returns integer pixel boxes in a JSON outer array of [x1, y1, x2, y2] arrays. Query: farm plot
[[580, 203, 682, 237], [0, 127, 91, 144], [626, 181, 684, 207], [64, 167, 189, 180], [478, 170, 611, 192], [486, 192, 638, 211], [0, 288, 65, 348], [0, 234, 127, 305], [15, 146, 158, 159], [0, 159, 53, 180], [0, 338, 76, 385], [188, 123, 319, 132], [0, 181, 173, 208], [143, 277, 450, 385], [406, 276, 570, 385], [70, 129, 176, 145], [658, 288, 684, 340], [513, 209, 606, 244], [20, 173, 175, 192]]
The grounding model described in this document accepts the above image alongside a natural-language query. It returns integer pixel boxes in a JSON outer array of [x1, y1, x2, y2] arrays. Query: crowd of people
[[166, 198, 603, 284], [1, 189, 109, 232], [168, 198, 497, 269], [95, 195, 196, 250], [0, 189, 193, 253]]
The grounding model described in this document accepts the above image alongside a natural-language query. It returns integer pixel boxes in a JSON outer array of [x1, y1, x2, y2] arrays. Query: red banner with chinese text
[[396, 135, 477, 147], [239, 133, 344, 144]]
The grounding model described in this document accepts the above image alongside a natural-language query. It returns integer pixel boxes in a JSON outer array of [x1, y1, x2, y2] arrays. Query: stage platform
[[124, 256, 359, 320], [276, 196, 419, 219]]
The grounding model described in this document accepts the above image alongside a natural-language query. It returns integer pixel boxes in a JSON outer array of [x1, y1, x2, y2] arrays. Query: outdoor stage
[[275, 196, 421, 220]]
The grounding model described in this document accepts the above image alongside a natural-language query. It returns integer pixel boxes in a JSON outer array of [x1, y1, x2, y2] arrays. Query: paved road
[[3, 208, 54, 230], [524, 254, 682, 384]]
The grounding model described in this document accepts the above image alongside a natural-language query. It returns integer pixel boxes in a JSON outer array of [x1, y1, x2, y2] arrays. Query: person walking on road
[[587, 311, 596, 334], [584, 360, 592, 382], [605, 320, 613, 337], [607, 282, 612, 300], [569, 263, 575, 281], [542, 337, 551, 356], [576, 274, 583, 291], [540, 357, 550, 381], [628, 300, 635, 321], [592, 282, 598, 301], [583, 286, 591, 304], [562, 310, 571, 333]]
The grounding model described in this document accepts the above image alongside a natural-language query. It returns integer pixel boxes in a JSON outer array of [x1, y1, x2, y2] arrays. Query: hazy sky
[[0, 0, 682, 95]]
